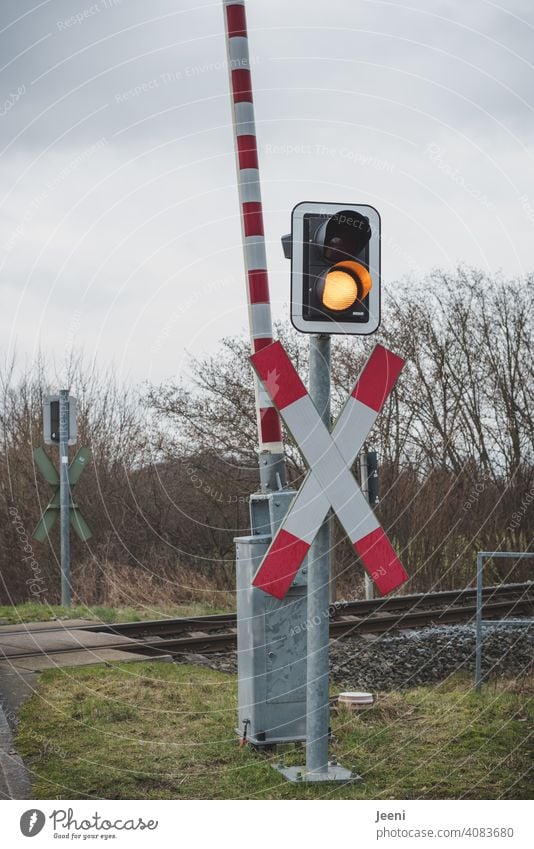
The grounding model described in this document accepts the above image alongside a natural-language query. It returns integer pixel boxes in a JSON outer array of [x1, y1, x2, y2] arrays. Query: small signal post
[[33, 391, 92, 606]]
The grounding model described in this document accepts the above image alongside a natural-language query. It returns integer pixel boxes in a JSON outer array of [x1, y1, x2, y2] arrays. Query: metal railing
[[475, 551, 534, 690]]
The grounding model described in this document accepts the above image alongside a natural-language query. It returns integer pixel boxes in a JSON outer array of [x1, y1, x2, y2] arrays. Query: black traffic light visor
[[320, 209, 372, 263]]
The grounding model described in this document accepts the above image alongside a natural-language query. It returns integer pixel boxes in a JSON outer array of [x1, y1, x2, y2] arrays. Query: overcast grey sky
[[1, 0, 533, 384]]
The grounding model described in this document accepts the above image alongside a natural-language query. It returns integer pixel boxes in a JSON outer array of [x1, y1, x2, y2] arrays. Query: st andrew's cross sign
[[33, 446, 92, 543], [250, 341, 408, 599]]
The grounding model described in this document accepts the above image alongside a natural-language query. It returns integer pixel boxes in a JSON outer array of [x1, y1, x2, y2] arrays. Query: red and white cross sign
[[250, 341, 409, 600]]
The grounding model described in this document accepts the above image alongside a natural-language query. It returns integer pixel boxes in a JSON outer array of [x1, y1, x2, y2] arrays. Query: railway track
[[1, 583, 532, 661], [2, 582, 531, 640]]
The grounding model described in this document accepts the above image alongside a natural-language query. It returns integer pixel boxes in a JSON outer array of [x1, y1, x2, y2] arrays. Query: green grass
[[15, 663, 533, 800], [0, 601, 230, 626]]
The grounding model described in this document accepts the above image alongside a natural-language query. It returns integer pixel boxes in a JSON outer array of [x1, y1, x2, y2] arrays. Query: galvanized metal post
[[306, 334, 331, 775], [475, 551, 484, 691], [328, 511, 336, 605], [59, 390, 71, 607], [359, 450, 374, 600]]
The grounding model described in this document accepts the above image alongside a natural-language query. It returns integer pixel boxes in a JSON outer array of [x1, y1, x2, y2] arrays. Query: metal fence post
[[474, 550, 534, 691], [359, 450, 374, 600], [59, 390, 71, 607], [306, 334, 331, 776], [475, 551, 484, 691]]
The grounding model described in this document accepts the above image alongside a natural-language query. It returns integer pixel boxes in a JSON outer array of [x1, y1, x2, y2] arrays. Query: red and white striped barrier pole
[[222, 0, 286, 490]]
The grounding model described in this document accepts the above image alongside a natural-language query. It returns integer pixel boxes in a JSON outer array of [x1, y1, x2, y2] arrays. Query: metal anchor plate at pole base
[[273, 761, 361, 784]]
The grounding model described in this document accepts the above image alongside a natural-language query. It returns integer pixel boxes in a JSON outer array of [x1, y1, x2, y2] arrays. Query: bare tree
[[1, 270, 532, 605]]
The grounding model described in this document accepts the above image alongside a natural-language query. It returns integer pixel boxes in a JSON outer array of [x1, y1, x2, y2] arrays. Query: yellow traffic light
[[322, 261, 372, 311], [323, 269, 358, 311]]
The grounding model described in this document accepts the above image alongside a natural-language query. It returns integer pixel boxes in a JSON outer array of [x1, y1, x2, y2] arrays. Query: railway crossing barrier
[[222, 0, 286, 493], [222, 0, 409, 783], [222, 0, 306, 753]]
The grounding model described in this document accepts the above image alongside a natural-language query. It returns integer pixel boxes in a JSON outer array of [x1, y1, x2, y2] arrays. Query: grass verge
[[0, 601, 230, 625], [15, 663, 533, 800]]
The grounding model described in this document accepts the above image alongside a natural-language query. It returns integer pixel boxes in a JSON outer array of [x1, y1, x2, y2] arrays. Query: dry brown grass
[[72, 559, 234, 611]]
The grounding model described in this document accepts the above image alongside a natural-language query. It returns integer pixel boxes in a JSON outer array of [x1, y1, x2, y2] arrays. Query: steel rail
[[2, 597, 531, 661], [1, 582, 531, 640]]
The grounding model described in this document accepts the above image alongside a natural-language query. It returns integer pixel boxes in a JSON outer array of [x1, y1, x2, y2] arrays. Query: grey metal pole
[[59, 390, 71, 607], [306, 334, 331, 775], [359, 450, 374, 600], [475, 552, 484, 691], [328, 512, 336, 605]]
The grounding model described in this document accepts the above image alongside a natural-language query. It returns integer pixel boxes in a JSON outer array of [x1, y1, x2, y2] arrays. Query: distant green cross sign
[[33, 446, 93, 543]]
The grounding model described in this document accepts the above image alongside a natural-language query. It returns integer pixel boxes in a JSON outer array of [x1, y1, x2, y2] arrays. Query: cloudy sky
[[1, 0, 533, 384]]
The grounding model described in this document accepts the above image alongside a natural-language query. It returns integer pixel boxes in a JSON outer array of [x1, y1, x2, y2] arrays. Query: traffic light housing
[[43, 395, 77, 445], [286, 202, 380, 334], [367, 450, 379, 505]]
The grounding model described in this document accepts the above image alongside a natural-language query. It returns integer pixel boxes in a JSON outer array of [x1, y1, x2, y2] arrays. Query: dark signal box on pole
[[43, 395, 77, 445]]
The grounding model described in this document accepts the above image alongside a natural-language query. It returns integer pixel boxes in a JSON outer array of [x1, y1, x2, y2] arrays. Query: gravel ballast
[[175, 623, 533, 691], [329, 623, 533, 690]]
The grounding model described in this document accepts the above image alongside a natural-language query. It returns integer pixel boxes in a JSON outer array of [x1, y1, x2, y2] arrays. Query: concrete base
[[0, 621, 171, 670], [273, 761, 361, 784]]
